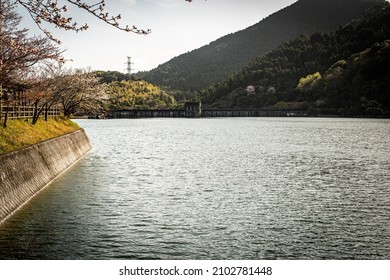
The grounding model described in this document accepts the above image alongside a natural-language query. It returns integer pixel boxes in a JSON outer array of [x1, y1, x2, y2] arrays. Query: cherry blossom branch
[[16, 0, 151, 44]]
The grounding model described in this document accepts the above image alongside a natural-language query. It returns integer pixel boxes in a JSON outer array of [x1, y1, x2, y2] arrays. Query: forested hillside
[[297, 40, 390, 116], [139, 0, 384, 91], [200, 4, 390, 116], [93, 71, 177, 110], [106, 79, 176, 110]]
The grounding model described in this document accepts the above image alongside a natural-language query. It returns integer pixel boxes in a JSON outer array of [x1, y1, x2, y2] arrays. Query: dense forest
[[94, 71, 177, 110], [106, 80, 176, 110], [200, 3, 390, 116], [138, 0, 385, 91], [296, 40, 390, 116]]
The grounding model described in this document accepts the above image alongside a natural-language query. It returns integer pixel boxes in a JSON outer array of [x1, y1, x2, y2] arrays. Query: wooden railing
[[0, 102, 62, 121]]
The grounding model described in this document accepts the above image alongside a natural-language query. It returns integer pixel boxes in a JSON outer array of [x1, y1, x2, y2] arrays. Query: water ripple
[[0, 118, 389, 259]]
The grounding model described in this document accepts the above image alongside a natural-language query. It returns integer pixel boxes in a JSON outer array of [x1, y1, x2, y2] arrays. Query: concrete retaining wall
[[0, 129, 92, 224]]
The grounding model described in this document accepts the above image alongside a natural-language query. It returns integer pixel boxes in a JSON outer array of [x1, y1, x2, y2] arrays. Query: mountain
[[138, 0, 385, 91], [200, 4, 390, 117]]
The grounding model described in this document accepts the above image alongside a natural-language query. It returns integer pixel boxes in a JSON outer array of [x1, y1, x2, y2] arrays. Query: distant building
[[185, 102, 202, 118]]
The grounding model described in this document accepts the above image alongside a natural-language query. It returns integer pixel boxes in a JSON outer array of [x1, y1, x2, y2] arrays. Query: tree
[[296, 72, 322, 90], [0, 0, 63, 84], [23, 64, 64, 124], [1, 0, 62, 127], [20, 64, 107, 123], [56, 68, 108, 117]]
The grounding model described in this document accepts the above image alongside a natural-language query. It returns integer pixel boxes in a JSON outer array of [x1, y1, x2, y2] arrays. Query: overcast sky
[[19, 0, 298, 73]]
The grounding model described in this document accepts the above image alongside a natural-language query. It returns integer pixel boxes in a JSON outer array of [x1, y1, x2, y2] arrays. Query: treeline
[[139, 0, 385, 91], [200, 4, 390, 116], [95, 71, 132, 83], [105, 79, 176, 110]]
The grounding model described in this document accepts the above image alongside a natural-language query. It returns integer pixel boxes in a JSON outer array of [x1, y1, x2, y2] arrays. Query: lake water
[[0, 118, 389, 260]]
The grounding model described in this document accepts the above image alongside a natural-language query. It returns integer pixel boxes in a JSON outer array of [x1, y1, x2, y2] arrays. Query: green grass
[[0, 117, 80, 154]]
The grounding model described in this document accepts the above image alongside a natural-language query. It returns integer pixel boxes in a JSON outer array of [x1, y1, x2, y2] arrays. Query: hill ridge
[[139, 0, 385, 91]]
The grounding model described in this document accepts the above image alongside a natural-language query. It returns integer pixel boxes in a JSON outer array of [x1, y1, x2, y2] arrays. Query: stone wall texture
[[0, 129, 92, 224]]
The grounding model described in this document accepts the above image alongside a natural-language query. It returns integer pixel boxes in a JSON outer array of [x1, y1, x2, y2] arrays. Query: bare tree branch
[[16, 0, 151, 43], [1, 0, 63, 89]]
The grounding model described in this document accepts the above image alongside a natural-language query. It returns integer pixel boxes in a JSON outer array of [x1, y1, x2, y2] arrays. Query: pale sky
[[18, 0, 298, 73]]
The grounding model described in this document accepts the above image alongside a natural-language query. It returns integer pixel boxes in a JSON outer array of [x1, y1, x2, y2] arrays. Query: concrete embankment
[[0, 129, 92, 224]]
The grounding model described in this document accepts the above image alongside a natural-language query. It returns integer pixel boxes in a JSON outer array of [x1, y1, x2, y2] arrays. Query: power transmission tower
[[126, 56, 134, 76]]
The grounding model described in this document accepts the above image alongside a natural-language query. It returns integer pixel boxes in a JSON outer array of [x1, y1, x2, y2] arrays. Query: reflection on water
[[0, 118, 389, 259]]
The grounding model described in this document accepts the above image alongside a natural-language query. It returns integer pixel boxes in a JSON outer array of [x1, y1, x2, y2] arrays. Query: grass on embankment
[[0, 117, 80, 154]]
